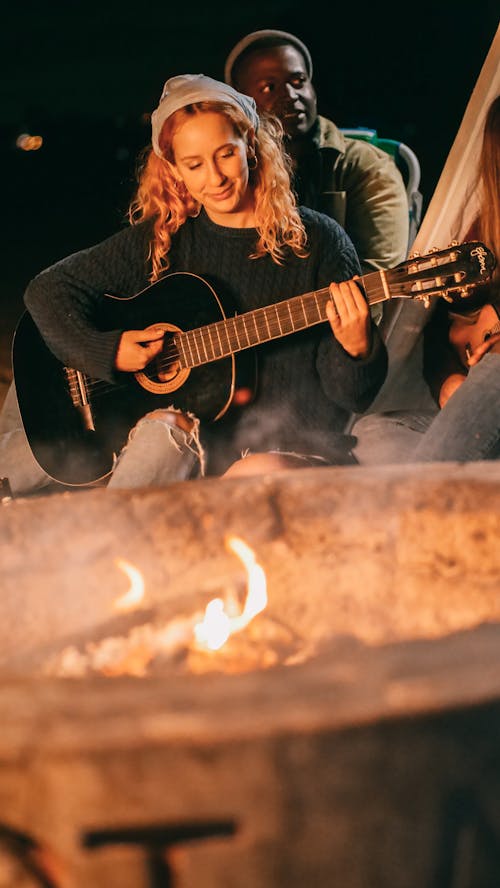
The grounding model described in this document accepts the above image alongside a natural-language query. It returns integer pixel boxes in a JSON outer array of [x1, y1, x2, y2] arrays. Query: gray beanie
[[224, 29, 313, 87]]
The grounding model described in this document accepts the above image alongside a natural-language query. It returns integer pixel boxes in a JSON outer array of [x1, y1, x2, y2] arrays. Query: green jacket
[[295, 116, 410, 276]]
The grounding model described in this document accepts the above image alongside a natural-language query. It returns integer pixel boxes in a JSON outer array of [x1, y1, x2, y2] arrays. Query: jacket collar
[[310, 115, 348, 155]]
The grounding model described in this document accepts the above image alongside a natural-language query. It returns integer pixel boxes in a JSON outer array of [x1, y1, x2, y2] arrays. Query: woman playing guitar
[[0, 73, 387, 494]]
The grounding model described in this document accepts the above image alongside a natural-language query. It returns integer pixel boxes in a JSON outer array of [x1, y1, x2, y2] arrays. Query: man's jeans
[[352, 353, 500, 464]]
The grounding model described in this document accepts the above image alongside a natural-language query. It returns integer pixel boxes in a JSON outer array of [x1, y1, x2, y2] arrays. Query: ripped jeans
[[107, 408, 203, 488], [0, 383, 204, 496]]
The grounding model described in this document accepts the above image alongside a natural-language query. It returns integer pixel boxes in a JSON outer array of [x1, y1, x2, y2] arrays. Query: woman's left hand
[[326, 278, 371, 359]]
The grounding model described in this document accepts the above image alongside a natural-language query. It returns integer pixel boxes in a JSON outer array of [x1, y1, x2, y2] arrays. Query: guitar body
[[13, 273, 249, 486]]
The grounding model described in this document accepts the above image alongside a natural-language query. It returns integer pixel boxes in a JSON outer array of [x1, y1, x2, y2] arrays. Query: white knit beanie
[[151, 73, 260, 157]]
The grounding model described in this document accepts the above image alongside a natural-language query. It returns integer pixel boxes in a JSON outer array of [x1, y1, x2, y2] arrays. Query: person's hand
[[326, 278, 371, 359], [114, 327, 165, 372], [467, 332, 500, 367], [438, 372, 467, 408]]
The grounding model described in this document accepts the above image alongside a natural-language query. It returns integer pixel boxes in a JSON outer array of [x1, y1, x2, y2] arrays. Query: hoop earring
[[247, 152, 258, 171]]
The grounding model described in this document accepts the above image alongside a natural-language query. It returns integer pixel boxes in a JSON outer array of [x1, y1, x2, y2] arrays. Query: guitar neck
[[176, 270, 385, 368]]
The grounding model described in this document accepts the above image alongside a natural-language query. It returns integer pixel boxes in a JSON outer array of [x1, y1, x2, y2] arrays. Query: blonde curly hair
[[129, 101, 308, 281]]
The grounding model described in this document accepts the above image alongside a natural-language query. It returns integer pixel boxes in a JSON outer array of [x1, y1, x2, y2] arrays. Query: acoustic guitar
[[13, 241, 496, 486]]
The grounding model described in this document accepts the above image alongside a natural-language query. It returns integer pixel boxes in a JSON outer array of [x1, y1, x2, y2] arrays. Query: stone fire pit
[[1, 462, 500, 887]]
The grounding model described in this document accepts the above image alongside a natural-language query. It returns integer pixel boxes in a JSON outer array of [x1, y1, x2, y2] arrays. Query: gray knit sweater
[[24, 207, 388, 470]]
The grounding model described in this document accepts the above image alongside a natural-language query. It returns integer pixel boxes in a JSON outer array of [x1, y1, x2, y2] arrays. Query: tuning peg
[[408, 251, 420, 259], [422, 296, 431, 309], [449, 240, 459, 246]]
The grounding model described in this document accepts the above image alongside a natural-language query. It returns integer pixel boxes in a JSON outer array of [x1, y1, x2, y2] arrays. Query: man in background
[[224, 29, 410, 281]]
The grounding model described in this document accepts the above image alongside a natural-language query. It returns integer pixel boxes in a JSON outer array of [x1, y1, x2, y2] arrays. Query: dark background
[[1, 0, 498, 346]]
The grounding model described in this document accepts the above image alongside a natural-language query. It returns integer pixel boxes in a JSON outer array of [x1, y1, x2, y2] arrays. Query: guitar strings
[[75, 279, 393, 400], [70, 269, 464, 402], [58, 243, 492, 406]]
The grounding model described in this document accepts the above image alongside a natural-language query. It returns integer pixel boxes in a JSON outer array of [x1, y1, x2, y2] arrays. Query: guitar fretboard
[[175, 271, 384, 368]]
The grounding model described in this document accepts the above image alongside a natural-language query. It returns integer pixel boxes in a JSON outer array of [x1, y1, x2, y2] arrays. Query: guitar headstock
[[386, 241, 497, 306]]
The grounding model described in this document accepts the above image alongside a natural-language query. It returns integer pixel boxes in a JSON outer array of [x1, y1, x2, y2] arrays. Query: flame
[[113, 558, 145, 612], [48, 542, 268, 678], [194, 536, 267, 651]]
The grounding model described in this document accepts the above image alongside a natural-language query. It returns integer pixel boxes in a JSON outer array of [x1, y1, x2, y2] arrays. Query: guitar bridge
[[64, 367, 95, 431]]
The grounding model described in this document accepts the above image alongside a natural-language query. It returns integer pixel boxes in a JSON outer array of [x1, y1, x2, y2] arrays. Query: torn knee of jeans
[[123, 408, 205, 476], [140, 407, 196, 433]]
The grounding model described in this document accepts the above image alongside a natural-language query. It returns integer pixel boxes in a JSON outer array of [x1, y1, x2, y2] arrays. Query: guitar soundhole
[[135, 323, 190, 394]]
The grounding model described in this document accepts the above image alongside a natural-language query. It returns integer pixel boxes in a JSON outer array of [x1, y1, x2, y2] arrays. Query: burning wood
[[42, 535, 307, 678], [45, 613, 197, 678]]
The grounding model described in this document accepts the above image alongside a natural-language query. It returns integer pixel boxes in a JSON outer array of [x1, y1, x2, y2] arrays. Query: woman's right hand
[[114, 328, 165, 372]]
